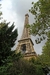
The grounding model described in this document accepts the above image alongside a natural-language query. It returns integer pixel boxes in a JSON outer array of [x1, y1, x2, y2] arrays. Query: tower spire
[[24, 13, 29, 25], [21, 13, 30, 39]]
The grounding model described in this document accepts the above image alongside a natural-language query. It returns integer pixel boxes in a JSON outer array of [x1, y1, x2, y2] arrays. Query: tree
[[29, 0, 50, 43], [0, 3, 18, 75], [0, 52, 22, 75], [0, 22, 18, 66], [0, 56, 13, 75], [39, 32, 50, 66], [29, 0, 50, 66], [29, 58, 44, 75], [8, 58, 36, 75]]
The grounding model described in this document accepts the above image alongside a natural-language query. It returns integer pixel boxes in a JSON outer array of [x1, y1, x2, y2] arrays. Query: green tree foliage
[[0, 52, 22, 75], [29, 0, 50, 67], [8, 58, 36, 75], [0, 22, 18, 66], [0, 56, 13, 75], [29, 58, 44, 75], [0, 51, 44, 75], [39, 33, 50, 66], [29, 0, 50, 43]]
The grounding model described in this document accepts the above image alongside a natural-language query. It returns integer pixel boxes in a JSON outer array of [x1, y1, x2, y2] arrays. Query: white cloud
[[1, 0, 18, 27]]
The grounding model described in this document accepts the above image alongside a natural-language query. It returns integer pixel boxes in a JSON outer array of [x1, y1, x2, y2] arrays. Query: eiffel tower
[[15, 14, 37, 59]]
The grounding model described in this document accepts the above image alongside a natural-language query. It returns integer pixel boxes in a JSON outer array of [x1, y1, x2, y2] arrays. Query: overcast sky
[[0, 0, 46, 54]]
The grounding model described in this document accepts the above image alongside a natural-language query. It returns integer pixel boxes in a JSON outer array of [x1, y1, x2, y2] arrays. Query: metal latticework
[[16, 14, 37, 59]]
